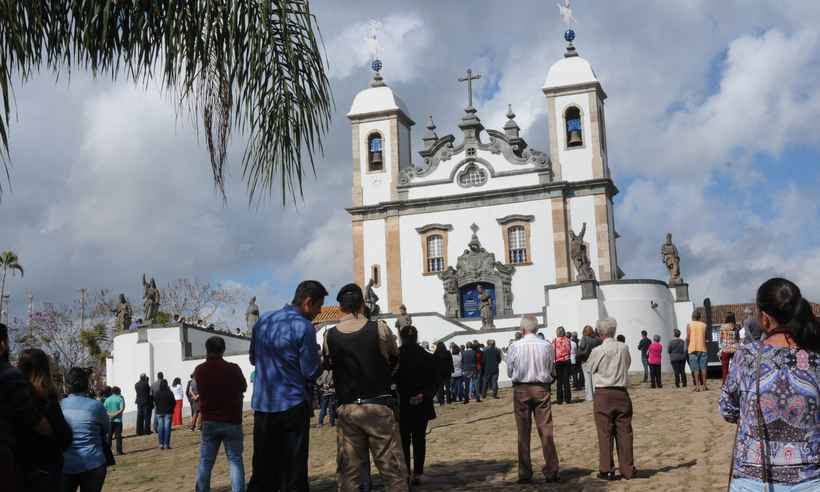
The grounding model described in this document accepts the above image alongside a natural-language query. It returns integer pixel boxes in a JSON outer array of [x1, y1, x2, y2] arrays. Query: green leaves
[[0, 0, 332, 204]]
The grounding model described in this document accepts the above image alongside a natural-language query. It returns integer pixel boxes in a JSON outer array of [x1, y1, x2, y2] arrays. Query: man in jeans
[[506, 316, 559, 484], [104, 386, 125, 455], [194, 336, 248, 492], [637, 331, 651, 383], [461, 342, 480, 403], [248, 281, 327, 491]]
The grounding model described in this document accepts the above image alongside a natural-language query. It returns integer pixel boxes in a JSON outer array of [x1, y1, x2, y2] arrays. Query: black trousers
[[399, 412, 429, 476], [436, 377, 451, 405], [555, 361, 572, 403], [62, 465, 106, 492], [649, 364, 662, 388], [108, 421, 123, 454], [136, 403, 152, 434], [671, 360, 687, 387], [247, 402, 310, 492]]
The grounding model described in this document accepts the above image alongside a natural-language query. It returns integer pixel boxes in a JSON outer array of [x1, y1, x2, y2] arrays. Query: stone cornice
[[347, 178, 619, 221], [542, 81, 607, 100], [496, 214, 536, 225], [347, 109, 415, 127], [415, 223, 454, 234]]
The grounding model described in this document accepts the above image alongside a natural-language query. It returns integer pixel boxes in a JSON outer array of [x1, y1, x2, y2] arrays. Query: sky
[[2, 0, 820, 328]]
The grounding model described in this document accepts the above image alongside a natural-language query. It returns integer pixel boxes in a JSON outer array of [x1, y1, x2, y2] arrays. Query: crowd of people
[[1, 276, 817, 491]]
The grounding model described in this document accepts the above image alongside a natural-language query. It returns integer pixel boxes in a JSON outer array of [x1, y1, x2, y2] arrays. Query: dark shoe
[[597, 471, 617, 481], [517, 477, 532, 484], [544, 473, 559, 483]]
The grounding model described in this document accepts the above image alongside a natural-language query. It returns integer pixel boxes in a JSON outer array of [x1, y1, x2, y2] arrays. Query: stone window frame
[[497, 214, 535, 266], [562, 104, 586, 151], [456, 162, 489, 188], [366, 131, 386, 174], [415, 224, 453, 276]]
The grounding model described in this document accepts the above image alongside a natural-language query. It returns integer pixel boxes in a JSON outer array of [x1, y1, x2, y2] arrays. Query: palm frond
[[0, 0, 333, 204]]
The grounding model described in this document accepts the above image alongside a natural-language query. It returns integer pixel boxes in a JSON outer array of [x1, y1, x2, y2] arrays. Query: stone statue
[[115, 294, 132, 332], [439, 266, 460, 318], [569, 223, 596, 281], [365, 278, 380, 318], [142, 274, 161, 324], [246, 296, 260, 330], [478, 285, 494, 329], [395, 304, 412, 329], [661, 233, 683, 285]]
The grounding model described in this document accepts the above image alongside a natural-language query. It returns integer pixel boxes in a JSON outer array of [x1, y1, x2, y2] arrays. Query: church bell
[[567, 129, 582, 147], [371, 150, 382, 165]]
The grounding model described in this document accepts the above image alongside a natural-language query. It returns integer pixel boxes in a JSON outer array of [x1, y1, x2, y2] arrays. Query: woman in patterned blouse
[[719, 278, 820, 491]]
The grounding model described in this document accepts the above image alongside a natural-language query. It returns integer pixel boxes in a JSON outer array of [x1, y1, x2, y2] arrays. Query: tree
[[0, 250, 23, 319], [0, 1, 332, 204], [161, 278, 238, 323], [25, 303, 97, 378]]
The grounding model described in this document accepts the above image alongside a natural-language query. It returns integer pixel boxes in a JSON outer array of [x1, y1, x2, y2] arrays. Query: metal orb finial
[[371, 58, 383, 73], [564, 29, 575, 43]]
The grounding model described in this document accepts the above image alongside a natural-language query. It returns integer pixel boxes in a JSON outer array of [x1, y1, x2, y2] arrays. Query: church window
[[367, 133, 384, 172], [508, 226, 528, 264], [426, 235, 445, 273], [457, 163, 488, 187], [565, 106, 583, 148], [497, 215, 534, 266]]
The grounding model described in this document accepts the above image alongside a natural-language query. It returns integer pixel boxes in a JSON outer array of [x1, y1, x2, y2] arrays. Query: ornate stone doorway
[[439, 224, 515, 318]]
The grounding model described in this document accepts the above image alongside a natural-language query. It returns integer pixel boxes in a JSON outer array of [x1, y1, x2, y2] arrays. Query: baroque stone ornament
[[115, 294, 132, 332], [438, 223, 515, 319], [142, 274, 161, 324], [246, 296, 260, 330], [661, 233, 683, 286], [569, 223, 596, 281], [478, 285, 495, 329], [365, 277, 381, 318]]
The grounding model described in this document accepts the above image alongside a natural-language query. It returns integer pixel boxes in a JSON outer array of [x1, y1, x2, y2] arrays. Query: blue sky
[[2, 1, 820, 328]]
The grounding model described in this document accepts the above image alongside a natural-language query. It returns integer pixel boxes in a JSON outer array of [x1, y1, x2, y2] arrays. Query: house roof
[[313, 305, 345, 325]]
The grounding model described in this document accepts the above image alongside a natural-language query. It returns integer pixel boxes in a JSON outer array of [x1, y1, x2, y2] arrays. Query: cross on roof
[[458, 68, 482, 111]]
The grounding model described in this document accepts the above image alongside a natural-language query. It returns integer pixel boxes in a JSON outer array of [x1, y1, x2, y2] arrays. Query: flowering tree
[[161, 278, 238, 323]]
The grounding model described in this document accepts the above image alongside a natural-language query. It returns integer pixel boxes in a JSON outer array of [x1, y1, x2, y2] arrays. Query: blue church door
[[460, 282, 496, 318]]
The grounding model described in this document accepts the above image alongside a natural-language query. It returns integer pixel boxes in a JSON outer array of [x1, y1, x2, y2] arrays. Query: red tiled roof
[[695, 302, 820, 323], [313, 305, 345, 325]]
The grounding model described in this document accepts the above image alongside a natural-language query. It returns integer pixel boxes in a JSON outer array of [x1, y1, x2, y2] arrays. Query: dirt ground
[[103, 374, 735, 491]]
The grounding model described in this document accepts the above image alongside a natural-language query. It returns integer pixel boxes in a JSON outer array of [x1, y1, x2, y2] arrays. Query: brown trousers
[[513, 384, 560, 480], [593, 388, 635, 478], [335, 403, 409, 492]]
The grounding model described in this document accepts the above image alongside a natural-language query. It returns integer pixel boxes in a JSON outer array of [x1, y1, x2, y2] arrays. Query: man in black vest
[[134, 374, 152, 435], [323, 284, 408, 491]]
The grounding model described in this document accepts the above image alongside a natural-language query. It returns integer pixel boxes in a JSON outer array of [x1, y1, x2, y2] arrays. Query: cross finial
[[470, 223, 479, 235], [458, 68, 482, 111]]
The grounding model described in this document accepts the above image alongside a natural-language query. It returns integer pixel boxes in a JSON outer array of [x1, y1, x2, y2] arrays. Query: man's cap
[[337, 283, 363, 303]]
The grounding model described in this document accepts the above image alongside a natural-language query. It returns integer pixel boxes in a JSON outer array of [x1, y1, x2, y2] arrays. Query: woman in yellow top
[[686, 310, 709, 392], [718, 313, 738, 384]]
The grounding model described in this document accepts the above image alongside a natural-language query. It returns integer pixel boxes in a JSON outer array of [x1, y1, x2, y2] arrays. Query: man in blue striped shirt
[[247, 280, 327, 492]]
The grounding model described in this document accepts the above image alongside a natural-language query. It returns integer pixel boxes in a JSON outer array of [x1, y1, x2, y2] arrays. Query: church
[[346, 29, 694, 373]]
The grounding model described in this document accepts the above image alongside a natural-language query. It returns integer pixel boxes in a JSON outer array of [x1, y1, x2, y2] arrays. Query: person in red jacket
[[553, 327, 572, 404]]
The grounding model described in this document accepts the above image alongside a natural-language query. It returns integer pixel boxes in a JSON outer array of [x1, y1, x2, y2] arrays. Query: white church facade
[[347, 32, 694, 374]]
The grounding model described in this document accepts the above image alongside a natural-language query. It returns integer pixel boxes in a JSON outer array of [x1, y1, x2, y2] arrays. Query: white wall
[[554, 93, 594, 182], [362, 218, 387, 302], [568, 194, 600, 280], [546, 281, 682, 372], [398, 199, 555, 316], [108, 326, 253, 427]]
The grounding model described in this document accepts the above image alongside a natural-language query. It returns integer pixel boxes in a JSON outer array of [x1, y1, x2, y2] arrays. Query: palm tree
[[0, 250, 24, 320], [0, 1, 332, 204]]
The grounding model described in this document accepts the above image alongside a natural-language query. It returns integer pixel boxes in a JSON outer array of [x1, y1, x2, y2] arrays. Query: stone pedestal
[[581, 280, 598, 300], [673, 283, 690, 302]]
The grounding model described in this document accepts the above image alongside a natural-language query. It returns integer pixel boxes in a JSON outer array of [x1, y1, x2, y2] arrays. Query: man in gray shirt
[[588, 318, 634, 481]]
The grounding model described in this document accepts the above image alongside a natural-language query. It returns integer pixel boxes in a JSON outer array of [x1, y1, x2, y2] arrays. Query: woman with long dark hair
[[395, 325, 438, 486], [17, 348, 73, 492], [433, 342, 454, 405], [719, 278, 820, 491], [153, 379, 175, 450]]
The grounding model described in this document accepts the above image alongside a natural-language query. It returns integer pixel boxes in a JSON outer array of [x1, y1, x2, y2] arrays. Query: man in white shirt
[[506, 315, 559, 484], [587, 317, 635, 481]]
